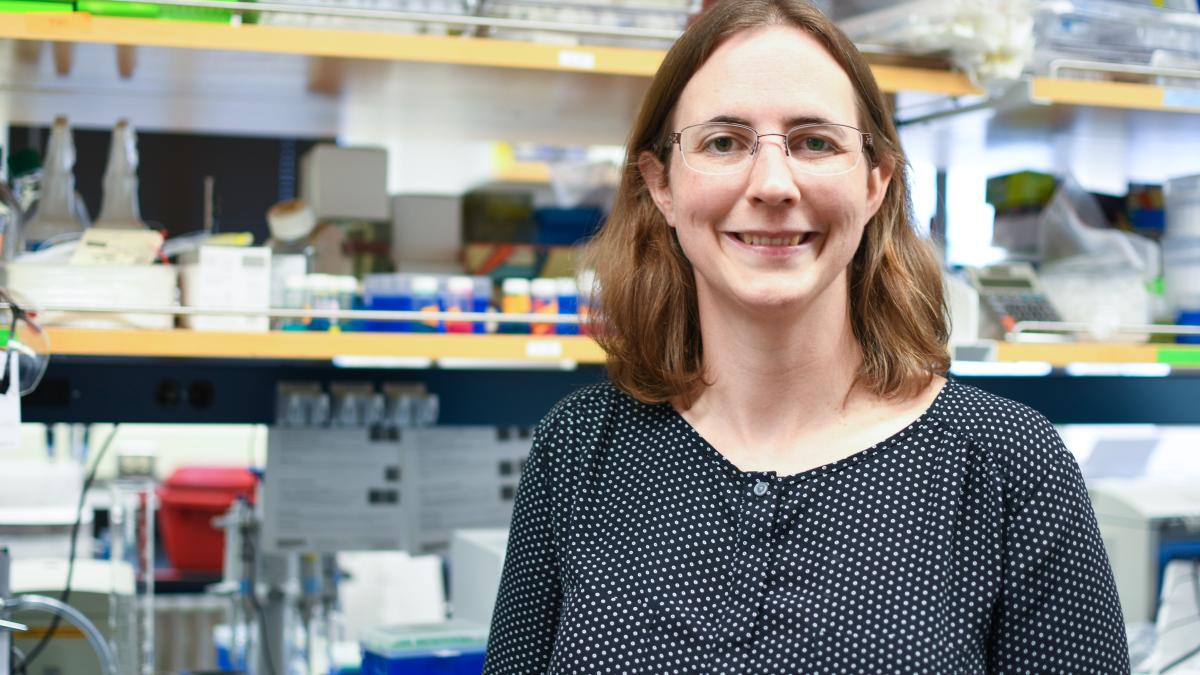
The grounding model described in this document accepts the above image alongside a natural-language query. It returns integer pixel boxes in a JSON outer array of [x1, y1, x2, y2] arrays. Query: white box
[[0, 262, 178, 329], [179, 246, 271, 332], [301, 145, 390, 221], [391, 194, 462, 266], [450, 528, 509, 627]]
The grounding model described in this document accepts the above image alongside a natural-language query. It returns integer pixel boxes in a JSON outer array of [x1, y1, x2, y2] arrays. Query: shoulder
[[537, 380, 655, 431], [532, 380, 654, 456], [930, 380, 1078, 496]]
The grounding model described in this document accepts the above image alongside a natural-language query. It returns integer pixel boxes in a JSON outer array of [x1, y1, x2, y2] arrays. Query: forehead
[[675, 25, 859, 128]]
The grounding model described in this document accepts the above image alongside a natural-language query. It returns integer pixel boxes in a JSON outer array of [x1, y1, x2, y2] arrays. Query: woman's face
[[642, 25, 891, 319]]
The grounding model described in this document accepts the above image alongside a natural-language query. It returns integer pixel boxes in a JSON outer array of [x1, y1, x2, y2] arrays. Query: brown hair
[[583, 0, 949, 405]]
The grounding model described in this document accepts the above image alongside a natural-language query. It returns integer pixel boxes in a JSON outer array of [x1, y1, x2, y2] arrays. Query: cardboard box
[[301, 145, 390, 221], [180, 246, 271, 332]]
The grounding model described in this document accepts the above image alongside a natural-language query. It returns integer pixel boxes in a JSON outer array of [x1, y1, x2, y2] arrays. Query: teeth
[[736, 233, 805, 246]]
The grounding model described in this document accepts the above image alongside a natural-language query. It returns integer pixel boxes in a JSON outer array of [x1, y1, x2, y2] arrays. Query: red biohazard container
[[156, 467, 256, 573]]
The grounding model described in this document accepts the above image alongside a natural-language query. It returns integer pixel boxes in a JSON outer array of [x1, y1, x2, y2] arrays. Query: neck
[[684, 272, 864, 448]]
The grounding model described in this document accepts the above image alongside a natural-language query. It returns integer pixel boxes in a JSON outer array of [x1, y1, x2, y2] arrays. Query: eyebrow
[[706, 114, 840, 128]]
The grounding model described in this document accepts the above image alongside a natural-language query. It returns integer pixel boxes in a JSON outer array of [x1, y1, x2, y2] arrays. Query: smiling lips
[[731, 232, 818, 247]]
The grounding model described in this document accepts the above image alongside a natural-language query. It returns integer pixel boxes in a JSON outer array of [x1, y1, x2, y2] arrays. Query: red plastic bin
[[157, 467, 257, 573]]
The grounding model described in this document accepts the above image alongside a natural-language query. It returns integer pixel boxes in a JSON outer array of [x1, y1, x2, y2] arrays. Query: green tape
[[76, 0, 160, 16], [0, 1, 74, 11], [1157, 348, 1200, 366], [0, 328, 9, 349]]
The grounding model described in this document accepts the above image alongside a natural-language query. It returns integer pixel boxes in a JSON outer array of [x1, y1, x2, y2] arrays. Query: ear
[[638, 150, 675, 227], [864, 154, 894, 221]]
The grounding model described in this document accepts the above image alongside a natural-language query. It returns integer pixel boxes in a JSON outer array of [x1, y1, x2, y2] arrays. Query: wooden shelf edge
[[995, 341, 1200, 367], [3, 13, 991, 95], [1030, 76, 1200, 114], [4, 13, 666, 76], [45, 327, 608, 364]]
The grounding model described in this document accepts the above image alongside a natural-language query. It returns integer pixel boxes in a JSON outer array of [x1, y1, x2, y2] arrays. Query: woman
[[484, 0, 1129, 672]]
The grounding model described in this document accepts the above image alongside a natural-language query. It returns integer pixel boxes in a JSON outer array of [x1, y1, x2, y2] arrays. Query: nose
[[746, 136, 800, 206]]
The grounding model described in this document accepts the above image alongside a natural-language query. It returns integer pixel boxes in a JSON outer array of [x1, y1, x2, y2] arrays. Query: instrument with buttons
[[966, 263, 1062, 335]]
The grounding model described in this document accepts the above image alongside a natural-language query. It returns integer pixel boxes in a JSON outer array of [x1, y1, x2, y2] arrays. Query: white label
[[525, 340, 564, 358], [69, 228, 164, 266], [558, 50, 596, 70], [0, 358, 23, 450], [1163, 88, 1200, 110]]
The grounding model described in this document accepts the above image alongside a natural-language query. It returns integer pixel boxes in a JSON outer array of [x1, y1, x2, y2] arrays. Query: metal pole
[[1, 547, 11, 675], [259, 553, 293, 675]]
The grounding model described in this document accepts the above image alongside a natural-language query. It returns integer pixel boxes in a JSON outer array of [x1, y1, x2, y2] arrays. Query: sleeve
[[987, 418, 1130, 674], [482, 409, 569, 674]]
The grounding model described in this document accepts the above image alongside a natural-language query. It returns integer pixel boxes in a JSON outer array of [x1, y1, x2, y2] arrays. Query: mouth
[[728, 232, 818, 247]]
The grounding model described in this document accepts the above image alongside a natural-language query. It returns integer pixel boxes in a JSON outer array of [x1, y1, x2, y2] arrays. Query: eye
[[791, 133, 840, 155], [702, 134, 748, 154], [802, 136, 830, 152]]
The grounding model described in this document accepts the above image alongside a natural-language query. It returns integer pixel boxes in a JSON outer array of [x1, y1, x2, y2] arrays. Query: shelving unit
[[4, 13, 1200, 426]]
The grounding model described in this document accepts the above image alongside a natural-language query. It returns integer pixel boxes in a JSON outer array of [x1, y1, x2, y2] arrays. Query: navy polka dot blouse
[[483, 379, 1130, 673]]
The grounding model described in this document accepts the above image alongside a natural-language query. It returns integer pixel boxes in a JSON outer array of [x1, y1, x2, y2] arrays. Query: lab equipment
[[157, 466, 257, 574], [1134, 559, 1200, 673], [472, 276, 492, 334], [20, 116, 89, 251], [95, 119, 147, 230], [965, 262, 1062, 337], [499, 277, 532, 334], [555, 277, 580, 335], [1166, 174, 1200, 240], [1, 262, 178, 330], [180, 245, 273, 332], [1, 551, 124, 675], [449, 528, 508, 628], [442, 276, 475, 334], [410, 275, 441, 333], [1089, 481, 1200, 624], [300, 145, 390, 222], [359, 622, 487, 675], [0, 157, 22, 261], [530, 277, 558, 335]]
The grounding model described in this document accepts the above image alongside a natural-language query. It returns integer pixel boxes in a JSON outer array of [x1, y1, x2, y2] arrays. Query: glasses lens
[[786, 124, 863, 176], [0, 293, 51, 397], [679, 124, 756, 175]]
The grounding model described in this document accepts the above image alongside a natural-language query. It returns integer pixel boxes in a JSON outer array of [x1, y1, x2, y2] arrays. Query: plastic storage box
[[157, 467, 257, 573], [360, 622, 488, 675]]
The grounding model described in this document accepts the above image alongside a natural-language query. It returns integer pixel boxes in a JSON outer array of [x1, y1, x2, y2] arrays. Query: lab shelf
[[45, 327, 608, 364], [0, 13, 979, 94], [22, 329, 1200, 425], [1029, 76, 1200, 115], [995, 341, 1200, 368], [7, 15, 1199, 113], [0, 13, 666, 76]]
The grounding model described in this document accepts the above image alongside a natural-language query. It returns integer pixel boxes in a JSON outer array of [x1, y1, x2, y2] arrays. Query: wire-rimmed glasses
[[0, 288, 50, 397], [671, 122, 873, 177]]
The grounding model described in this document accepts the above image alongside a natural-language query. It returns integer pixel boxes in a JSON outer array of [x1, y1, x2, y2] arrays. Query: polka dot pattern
[[483, 379, 1129, 674]]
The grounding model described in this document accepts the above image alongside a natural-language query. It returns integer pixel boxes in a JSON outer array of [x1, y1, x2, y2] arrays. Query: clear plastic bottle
[[442, 275, 474, 334], [95, 119, 147, 230], [530, 277, 559, 335], [410, 275, 442, 333], [500, 278, 531, 334], [0, 147, 23, 260], [472, 276, 493, 334], [21, 116, 90, 250], [556, 277, 579, 335]]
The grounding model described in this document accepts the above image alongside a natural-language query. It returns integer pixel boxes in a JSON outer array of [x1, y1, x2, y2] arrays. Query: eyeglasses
[[671, 122, 873, 177], [0, 289, 50, 397]]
